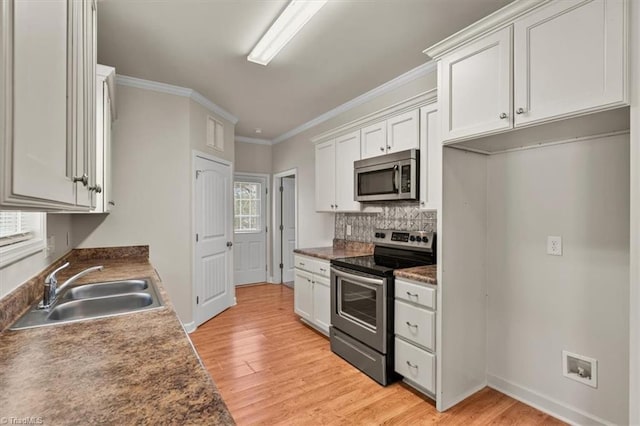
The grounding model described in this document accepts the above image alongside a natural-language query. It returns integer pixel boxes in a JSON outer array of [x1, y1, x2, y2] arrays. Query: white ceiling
[[97, 0, 512, 141]]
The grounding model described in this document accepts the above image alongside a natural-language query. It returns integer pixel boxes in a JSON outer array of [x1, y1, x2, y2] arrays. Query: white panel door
[[360, 121, 387, 159], [11, 0, 76, 206], [334, 130, 361, 212], [312, 275, 331, 334], [420, 104, 440, 210], [513, 0, 627, 126], [282, 177, 296, 283], [233, 175, 267, 286], [194, 155, 233, 326], [440, 26, 512, 142], [315, 140, 336, 212], [387, 110, 419, 153]]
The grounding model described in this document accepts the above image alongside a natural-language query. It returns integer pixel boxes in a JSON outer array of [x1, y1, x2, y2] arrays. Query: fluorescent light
[[248, 0, 328, 66]]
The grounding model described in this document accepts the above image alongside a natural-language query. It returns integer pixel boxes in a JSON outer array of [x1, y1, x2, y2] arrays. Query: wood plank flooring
[[190, 284, 564, 425]]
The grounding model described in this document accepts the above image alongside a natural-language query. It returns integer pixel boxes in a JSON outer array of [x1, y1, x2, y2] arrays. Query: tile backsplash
[[335, 202, 437, 243]]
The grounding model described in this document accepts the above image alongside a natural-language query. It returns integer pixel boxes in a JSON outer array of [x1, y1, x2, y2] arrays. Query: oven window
[[358, 169, 396, 196], [340, 280, 377, 328]]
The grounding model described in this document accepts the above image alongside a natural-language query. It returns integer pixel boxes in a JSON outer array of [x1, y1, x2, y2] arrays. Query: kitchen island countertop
[[0, 257, 234, 425]]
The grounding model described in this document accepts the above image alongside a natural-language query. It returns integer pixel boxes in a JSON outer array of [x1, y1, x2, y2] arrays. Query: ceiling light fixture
[[247, 0, 328, 66]]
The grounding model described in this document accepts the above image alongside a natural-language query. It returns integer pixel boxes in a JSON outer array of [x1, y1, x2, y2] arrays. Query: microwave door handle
[[393, 164, 399, 193]]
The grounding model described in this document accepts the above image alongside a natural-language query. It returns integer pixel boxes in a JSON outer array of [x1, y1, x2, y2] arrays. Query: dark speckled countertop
[[394, 265, 438, 285], [0, 258, 234, 425], [293, 245, 372, 261]]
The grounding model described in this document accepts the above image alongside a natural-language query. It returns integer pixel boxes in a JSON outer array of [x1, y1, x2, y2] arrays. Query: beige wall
[[235, 142, 272, 174], [72, 86, 194, 323], [272, 72, 437, 248], [486, 135, 630, 424]]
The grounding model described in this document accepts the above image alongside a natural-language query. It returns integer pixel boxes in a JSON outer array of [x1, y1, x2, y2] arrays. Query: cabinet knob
[[89, 184, 102, 193], [516, 108, 525, 114], [335, 204, 338, 209], [379, 147, 384, 151], [226, 241, 233, 247], [499, 113, 508, 119], [387, 145, 391, 150], [330, 204, 334, 208], [73, 173, 88, 186]]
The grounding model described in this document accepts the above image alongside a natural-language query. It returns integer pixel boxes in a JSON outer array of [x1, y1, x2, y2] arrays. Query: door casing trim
[[272, 168, 298, 284]]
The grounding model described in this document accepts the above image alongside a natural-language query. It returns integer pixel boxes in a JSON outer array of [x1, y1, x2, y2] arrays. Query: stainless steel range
[[330, 229, 436, 385]]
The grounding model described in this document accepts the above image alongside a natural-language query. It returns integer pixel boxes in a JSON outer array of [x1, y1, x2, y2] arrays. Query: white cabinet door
[[387, 110, 419, 153], [334, 130, 361, 212], [314, 139, 336, 212], [513, 0, 627, 126], [439, 26, 512, 142], [360, 121, 387, 159], [312, 275, 331, 334], [419, 104, 440, 210], [294, 269, 313, 322], [7, 0, 77, 208]]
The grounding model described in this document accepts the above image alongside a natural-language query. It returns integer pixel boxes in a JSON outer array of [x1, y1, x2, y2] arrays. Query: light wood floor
[[190, 284, 564, 425]]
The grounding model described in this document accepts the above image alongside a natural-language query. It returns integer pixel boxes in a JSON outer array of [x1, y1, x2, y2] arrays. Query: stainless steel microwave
[[354, 149, 419, 202]]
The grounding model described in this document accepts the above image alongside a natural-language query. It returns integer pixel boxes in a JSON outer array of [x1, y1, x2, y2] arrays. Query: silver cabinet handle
[[406, 291, 418, 298], [499, 113, 508, 119], [108, 201, 116, 206], [406, 360, 418, 369], [299, 262, 305, 266], [379, 147, 384, 151], [226, 241, 233, 247], [319, 268, 326, 272], [73, 173, 88, 186], [89, 184, 102, 193], [406, 321, 418, 329], [516, 108, 525, 114]]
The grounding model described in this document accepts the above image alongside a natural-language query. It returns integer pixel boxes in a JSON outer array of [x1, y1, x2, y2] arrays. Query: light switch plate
[[346, 225, 352, 236]]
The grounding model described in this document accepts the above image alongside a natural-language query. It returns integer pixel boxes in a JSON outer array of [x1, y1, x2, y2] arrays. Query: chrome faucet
[[39, 262, 104, 309]]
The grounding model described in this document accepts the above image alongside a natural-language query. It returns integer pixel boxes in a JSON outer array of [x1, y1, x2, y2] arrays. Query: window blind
[[0, 211, 39, 247]]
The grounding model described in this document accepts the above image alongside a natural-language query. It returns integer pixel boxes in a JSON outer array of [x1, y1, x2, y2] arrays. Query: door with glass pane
[[233, 174, 267, 285]]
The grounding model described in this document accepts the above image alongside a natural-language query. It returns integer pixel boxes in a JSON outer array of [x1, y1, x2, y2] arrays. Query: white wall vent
[[562, 350, 597, 388], [207, 116, 224, 152]]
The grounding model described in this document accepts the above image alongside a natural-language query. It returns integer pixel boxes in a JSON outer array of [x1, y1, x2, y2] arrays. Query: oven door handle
[[331, 266, 385, 287]]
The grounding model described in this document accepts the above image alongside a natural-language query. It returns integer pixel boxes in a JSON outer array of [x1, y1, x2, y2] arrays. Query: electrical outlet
[[547, 236, 562, 256], [346, 224, 352, 236]]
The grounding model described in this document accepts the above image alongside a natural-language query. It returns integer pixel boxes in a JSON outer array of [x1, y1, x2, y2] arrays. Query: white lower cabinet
[[293, 254, 331, 334], [394, 278, 437, 397]]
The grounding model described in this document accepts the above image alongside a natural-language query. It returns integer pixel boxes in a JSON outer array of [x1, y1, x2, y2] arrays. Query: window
[[0, 211, 46, 268], [234, 182, 261, 233]]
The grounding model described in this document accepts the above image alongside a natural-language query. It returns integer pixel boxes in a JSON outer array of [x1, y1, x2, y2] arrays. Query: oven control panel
[[373, 229, 435, 250]]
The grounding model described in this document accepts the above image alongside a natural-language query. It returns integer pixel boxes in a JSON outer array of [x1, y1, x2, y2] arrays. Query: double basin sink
[[10, 278, 163, 330]]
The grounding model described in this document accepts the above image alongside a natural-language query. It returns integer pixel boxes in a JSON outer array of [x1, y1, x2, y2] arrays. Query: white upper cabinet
[[428, 0, 629, 144], [513, 0, 627, 126], [386, 110, 420, 154], [419, 104, 441, 211], [361, 110, 419, 159], [315, 139, 336, 212], [334, 130, 361, 212], [94, 65, 117, 213], [439, 27, 512, 142], [1, 0, 97, 211], [315, 130, 361, 213], [361, 121, 387, 159]]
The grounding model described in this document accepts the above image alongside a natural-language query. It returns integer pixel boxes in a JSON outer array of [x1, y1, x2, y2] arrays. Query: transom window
[[234, 182, 261, 233]]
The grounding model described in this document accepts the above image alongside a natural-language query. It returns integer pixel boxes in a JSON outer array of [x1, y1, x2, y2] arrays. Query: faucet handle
[[45, 262, 70, 285]]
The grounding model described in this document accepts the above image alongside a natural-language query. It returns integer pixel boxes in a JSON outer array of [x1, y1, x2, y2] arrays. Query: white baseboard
[[487, 373, 610, 426], [438, 381, 487, 412], [182, 321, 196, 334]]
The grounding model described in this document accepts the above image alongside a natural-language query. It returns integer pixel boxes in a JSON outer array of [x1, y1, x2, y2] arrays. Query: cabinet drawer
[[312, 260, 330, 278], [395, 337, 436, 394], [394, 300, 435, 351], [395, 279, 436, 310], [294, 255, 315, 272]]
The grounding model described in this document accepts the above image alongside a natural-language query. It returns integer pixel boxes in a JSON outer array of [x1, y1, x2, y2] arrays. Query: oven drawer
[[395, 337, 436, 394], [395, 279, 436, 310], [394, 300, 435, 351]]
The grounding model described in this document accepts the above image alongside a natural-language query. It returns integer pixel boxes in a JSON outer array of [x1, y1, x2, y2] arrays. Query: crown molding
[[115, 74, 239, 125], [310, 88, 437, 143], [235, 136, 273, 146], [272, 60, 437, 144], [423, 0, 551, 59]]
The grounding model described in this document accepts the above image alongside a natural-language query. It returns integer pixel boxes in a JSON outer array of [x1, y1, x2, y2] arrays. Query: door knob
[[226, 241, 233, 247]]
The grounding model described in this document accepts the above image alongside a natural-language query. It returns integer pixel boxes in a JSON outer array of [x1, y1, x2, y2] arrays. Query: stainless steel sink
[[9, 277, 163, 330], [60, 279, 149, 300]]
